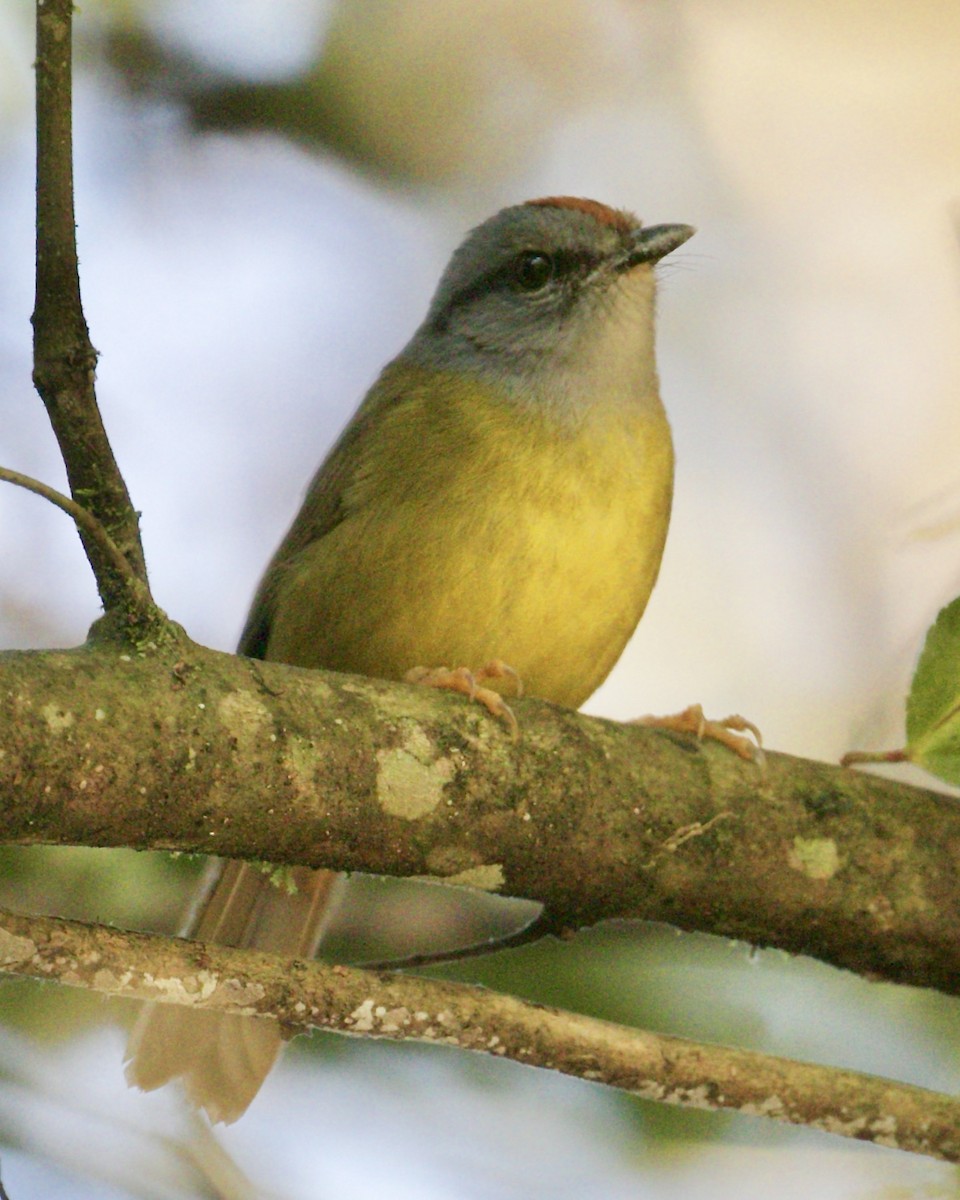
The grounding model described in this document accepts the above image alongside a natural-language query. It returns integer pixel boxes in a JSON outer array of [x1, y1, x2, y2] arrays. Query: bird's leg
[[634, 703, 764, 764], [404, 659, 522, 739]]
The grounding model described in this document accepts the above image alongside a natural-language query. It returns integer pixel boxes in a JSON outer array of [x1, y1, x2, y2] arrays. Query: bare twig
[[0, 906, 957, 1162], [840, 748, 909, 767], [0, 466, 150, 604], [32, 0, 150, 618], [355, 908, 551, 972]]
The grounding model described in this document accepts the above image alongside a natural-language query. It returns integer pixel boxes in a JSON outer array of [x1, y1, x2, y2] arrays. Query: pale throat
[[514, 296, 662, 424]]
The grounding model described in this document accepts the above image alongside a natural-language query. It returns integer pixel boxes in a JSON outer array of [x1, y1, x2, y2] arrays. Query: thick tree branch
[[31, 0, 151, 618], [0, 906, 957, 1162], [2, 636, 959, 995]]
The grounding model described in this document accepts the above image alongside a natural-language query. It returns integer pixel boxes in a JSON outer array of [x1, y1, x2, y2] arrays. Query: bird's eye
[[513, 252, 554, 291]]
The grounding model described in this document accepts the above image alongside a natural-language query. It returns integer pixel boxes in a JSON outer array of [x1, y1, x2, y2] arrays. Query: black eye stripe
[[432, 247, 603, 330], [511, 247, 599, 285]]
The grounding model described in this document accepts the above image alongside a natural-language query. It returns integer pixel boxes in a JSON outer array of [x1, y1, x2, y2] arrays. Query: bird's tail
[[125, 860, 343, 1124]]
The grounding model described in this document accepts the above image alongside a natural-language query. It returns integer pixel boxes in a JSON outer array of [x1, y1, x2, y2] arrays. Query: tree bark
[[2, 905, 959, 1163], [2, 630, 958, 996], [32, 0, 149, 610]]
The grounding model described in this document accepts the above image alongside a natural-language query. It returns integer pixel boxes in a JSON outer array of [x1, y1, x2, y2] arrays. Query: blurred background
[[1, 0, 960, 1196]]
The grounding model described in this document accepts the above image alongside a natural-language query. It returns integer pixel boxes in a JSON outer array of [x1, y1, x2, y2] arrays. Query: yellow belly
[[267, 374, 673, 709]]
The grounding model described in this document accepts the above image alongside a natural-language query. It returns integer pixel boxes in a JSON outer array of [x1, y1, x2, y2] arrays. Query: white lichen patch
[[218, 690, 273, 752], [92, 967, 135, 993], [283, 736, 319, 796], [0, 929, 36, 965], [40, 703, 74, 733], [868, 1114, 900, 1148], [214, 976, 267, 1012], [143, 971, 203, 1002], [376, 726, 455, 820], [443, 864, 505, 892], [675, 1084, 716, 1111], [348, 998, 377, 1031], [378, 1006, 413, 1033], [813, 1111, 899, 1148], [742, 1094, 787, 1118], [788, 836, 841, 880], [346, 999, 456, 1039], [870, 1114, 898, 1137], [138, 968, 232, 1007]]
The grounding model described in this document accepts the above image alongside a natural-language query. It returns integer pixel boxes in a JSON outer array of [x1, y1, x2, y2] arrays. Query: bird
[[125, 196, 693, 1123]]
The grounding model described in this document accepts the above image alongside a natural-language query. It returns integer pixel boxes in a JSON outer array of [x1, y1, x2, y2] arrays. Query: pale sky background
[[1, 1, 959, 1197]]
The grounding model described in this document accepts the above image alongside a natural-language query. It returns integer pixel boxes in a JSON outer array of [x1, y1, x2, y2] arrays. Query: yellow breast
[[267, 367, 674, 709]]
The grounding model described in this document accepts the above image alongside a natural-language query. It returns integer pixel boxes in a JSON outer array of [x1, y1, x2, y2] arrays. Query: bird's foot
[[405, 660, 522, 739], [634, 703, 764, 765]]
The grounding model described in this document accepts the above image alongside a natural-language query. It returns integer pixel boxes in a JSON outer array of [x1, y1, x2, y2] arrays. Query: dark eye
[[513, 251, 554, 291]]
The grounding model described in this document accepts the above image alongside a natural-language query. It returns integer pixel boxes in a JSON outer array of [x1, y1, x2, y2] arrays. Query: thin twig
[[355, 908, 554, 972], [0, 466, 148, 601], [0, 906, 958, 1162], [32, 0, 150, 614]]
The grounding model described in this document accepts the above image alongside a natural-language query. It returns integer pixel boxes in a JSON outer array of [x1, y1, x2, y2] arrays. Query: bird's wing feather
[[237, 364, 408, 658]]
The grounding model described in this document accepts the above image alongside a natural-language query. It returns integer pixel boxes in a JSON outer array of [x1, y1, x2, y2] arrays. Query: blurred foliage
[[0, 845, 204, 934], [91, 0, 633, 185]]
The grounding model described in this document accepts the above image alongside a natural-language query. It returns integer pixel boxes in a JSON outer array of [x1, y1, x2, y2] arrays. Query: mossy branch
[[2, 638, 958, 997]]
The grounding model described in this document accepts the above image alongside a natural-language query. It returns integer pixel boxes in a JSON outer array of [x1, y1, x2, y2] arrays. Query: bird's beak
[[620, 223, 695, 270]]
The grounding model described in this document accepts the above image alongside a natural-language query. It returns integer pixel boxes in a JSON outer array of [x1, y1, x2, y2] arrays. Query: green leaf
[[905, 595, 960, 784]]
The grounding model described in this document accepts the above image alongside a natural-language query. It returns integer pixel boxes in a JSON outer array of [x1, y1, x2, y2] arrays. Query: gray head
[[406, 197, 693, 405]]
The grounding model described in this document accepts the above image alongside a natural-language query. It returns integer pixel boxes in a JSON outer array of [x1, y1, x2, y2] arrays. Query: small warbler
[[127, 196, 693, 1122]]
